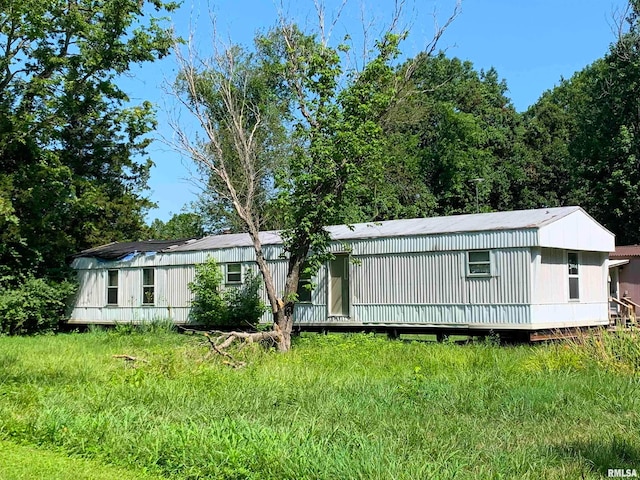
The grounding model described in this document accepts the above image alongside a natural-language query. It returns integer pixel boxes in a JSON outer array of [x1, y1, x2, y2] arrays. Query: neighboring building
[[610, 245, 640, 303], [69, 206, 615, 337]]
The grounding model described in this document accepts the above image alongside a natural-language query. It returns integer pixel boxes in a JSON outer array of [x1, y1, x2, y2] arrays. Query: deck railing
[[609, 296, 638, 327]]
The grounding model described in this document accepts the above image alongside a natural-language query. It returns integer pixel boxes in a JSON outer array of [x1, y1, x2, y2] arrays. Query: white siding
[[314, 264, 328, 306], [530, 304, 609, 328], [72, 230, 539, 270], [68, 306, 191, 324], [69, 208, 612, 330], [530, 248, 609, 326], [71, 248, 534, 326], [581, 251, 608, 303], [71, 247, 285, 270], [266, 260, 288, 302], [121, 268, 140, 307], [293, 305, 326, 323], [539, 209, 614, 252], [353, 252, 464, 304], [328, 229, 538, 256], [71, 261, 281, 324], [534, 249, 608, 305], [352, 248, 530, 306], [467, 249, 530, 304], [310, 304, 532, 327], [75, 269, 104, 307], [534, 248, 566, 304], [157, 266, 196, 308]]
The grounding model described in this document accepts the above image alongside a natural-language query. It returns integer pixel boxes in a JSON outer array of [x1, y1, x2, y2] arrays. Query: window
[[107, 270, 118, 305], [142, 268, 155, 305], [297, 265, 312, 303], [568, 252, 579, 300], [226, 263, 242, 284], [467, 251, 491, 276]]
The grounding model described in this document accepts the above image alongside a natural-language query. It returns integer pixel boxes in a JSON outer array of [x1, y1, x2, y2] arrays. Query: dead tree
[[168, 1, 460, 355]]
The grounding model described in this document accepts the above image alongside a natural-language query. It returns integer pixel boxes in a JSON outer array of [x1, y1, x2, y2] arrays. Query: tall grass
[[568, 328, 640, 374], [0, 330, 638, 479]]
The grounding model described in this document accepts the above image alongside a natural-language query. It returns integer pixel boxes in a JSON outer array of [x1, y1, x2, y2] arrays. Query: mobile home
[[70, 206, 615, 337]]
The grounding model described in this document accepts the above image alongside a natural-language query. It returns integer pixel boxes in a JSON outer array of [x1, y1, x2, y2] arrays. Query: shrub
[[188, 258, 227, 326], [0, 276, 76, 335], [188, 258, 266, 328], [223, 269, 266, 328]]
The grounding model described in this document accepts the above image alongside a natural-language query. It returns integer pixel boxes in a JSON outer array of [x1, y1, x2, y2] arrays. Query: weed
[[567, 329, 640, 374], [112, 317, 177, 335], [0, 331, 637, 479]]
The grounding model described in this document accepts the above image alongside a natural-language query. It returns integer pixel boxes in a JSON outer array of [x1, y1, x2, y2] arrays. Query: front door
[[329, 254, 350, 316]]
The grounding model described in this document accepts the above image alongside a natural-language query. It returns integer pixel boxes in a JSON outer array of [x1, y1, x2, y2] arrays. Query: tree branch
[[179, 326, 281, 367]]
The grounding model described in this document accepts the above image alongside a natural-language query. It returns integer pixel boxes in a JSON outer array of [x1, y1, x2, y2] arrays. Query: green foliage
[[379, 53, 529, 218], [0, 440, 165, 480], [224, 270, 267, 328], [373, 7, 640, 241], [567, 329, 640, 375], [147, 212, 207, 240], [521, 2, 640, 242], [256, 26, 410, 283], [0, 276, 76, 335], [188, 258, 266, 328], [174, 24, 411, 348], [0, 332, 638, 478], [0, 0, 176, 282], [176, 42, 292, 235], [112, 318, 177, 335], [188, 258, 227, 326]]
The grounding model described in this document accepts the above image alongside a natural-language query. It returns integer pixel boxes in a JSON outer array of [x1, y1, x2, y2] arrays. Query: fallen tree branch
[[215, 330, 280, 350], [203, 332, 246, 368], [178, 326, 281, 367], [112, 354, 148, 365]]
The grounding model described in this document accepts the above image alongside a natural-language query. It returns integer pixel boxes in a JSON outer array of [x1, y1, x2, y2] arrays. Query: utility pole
[[470, 178, 484, 213]]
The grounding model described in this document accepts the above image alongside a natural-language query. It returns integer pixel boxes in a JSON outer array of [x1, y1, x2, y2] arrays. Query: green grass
[[0, 329, 638, 479], [0, 440, 164, 480]]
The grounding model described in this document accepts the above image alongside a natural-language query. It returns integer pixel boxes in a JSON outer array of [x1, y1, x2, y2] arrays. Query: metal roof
[[327, 206, 581, 240], [170, 206, 584, 252], [74, 239, 196, 260], [74, 207, 612, 259], [167, 231, 283, 252], [609, 259, 630, 268], [611, 245, 640, 257]]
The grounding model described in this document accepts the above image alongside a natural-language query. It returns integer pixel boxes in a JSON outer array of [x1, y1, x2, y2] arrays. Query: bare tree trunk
[[243, 221, 307, 352], [247, 229, 290, 351], [269, 251, 304, 351]]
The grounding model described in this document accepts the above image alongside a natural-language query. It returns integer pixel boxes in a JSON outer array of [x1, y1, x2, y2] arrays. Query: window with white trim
[[107, 270, 118, 305], [568, 252, 579, 300], [142, 268, 155, 305], [467, 251, 491, 277], [226, 263, 242, 284]]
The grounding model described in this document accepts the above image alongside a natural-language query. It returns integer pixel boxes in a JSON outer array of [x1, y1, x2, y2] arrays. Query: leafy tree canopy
[[0, 0, 177, 283], [371, 52, 527, 219], [522, 0, 640, 243], [148, 212, 208, 240]]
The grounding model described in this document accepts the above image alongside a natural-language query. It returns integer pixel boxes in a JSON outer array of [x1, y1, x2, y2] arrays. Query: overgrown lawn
[[0, 329, 638, 479]]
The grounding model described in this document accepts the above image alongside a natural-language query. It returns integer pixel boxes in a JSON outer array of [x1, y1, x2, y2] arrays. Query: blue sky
[[132, 0, 628, 223]]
